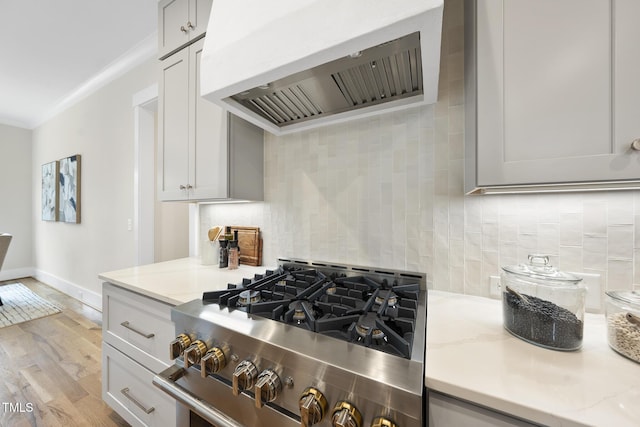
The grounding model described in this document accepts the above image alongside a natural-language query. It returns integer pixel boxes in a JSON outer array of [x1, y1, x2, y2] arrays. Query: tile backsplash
[[200, 0, 639, 300]]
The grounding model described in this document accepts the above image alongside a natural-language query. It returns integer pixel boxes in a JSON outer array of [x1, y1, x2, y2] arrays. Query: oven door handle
[[153, 365, 246, 427]]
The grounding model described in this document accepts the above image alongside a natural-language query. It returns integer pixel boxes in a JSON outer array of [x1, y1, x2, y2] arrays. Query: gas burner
[[355, 313, 386, 340], [238, 290, 261, 306], [283, 300, 316, 331], [291, 301, 307, 323], [326, 284, 337, 295], [375, 290, 398, 307]]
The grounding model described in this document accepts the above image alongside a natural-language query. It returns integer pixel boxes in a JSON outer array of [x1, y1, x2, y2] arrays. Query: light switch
[[489, 275, 501, 299]]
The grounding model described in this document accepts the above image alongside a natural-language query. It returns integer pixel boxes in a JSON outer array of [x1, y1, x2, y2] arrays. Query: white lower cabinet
[[103, 343, 176, 427], [428, 391, 539, 427], [102, 283, 176, 427]]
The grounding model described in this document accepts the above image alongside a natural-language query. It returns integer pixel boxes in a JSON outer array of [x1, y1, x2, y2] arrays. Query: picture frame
[[41, 161, 59, 221], [58, 154, 81, 224]]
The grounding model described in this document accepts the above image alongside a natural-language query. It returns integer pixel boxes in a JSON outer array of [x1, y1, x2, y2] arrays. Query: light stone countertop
[[99, 259, 640, 426], [426, 290, 640, 427], [98, 257, 275, 306]]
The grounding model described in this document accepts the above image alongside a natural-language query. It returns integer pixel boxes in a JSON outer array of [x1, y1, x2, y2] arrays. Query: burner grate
[[201, 262, 422, 359]]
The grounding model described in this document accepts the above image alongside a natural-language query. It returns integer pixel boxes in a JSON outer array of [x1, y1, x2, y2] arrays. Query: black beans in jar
[[503, 291, 583, 350]]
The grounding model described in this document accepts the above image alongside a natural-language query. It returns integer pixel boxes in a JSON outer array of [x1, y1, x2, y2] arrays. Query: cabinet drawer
[[428, 391, 539, 427], [103, 282, 175, 373], [103, 343, 176, 427]]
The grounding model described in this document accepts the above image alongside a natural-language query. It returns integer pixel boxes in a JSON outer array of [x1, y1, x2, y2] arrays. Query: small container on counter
[[224, 226, 233, 241], [605, 290, 640, 364], [202, 225, 223, 266], [228, 240, 239, 270], [218, 239, 229, 268], [501, 254, 586, 351], [201, 240, 219, 265]]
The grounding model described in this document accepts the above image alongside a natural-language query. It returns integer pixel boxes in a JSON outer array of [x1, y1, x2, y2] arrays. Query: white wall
[[31, 57, 158, 307], [200, 0, 640, 301], [0, 123, 33, 279]]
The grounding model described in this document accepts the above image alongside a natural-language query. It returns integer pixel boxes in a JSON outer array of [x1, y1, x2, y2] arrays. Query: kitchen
[[0, 0, 639, 426]]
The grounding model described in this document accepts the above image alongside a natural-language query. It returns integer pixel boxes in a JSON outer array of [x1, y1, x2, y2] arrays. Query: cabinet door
[[614, 0, 640, 168], [189, 0, 212, 42], [475, 0, 640, 188], [158, 49, 190, 201], [189, 38, 230, 200], [158, 0, 190, 59], [158, 0, 211, 60]]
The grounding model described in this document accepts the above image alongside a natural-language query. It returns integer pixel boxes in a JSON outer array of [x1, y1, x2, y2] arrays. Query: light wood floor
[[0, 277, 129, 427]]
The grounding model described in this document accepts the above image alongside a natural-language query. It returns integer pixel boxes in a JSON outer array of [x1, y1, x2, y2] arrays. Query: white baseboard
[[33, 269, 102, 312], [0, 267, 36, 282]]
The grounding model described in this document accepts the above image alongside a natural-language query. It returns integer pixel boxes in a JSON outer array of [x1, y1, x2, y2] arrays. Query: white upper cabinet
[[158, 46, 190, 201], [158, 0, 212, 60], [465, 0, 640, 193], [158, 38, 264, 202]]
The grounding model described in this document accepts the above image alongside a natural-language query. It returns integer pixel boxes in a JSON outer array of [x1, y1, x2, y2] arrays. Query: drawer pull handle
[[120, 321, 155, 339], [121, 387, 155, 414]]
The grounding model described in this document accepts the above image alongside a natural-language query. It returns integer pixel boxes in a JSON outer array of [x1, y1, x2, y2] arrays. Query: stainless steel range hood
[[200, 0, 444, 135]]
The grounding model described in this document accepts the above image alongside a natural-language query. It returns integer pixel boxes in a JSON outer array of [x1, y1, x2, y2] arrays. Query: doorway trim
[[133, 84, 158, 266]]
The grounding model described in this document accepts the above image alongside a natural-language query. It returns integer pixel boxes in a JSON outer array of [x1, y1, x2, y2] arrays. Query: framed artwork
[[41, 161, 59, 221], [59, 155, 81, 224]]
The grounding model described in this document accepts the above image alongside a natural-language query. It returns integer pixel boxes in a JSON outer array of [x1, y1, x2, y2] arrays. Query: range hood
[[200, 0, 444, 135]]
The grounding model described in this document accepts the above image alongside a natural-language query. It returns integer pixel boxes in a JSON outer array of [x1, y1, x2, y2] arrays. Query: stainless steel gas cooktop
[[203, 259, 422, 360], [153, 258, 427, 427]]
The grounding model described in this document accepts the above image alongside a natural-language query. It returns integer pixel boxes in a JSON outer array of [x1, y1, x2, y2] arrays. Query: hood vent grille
[[230, 32, 422, 128], [247, 86, 322, 125], [332, 45, 423, 108]]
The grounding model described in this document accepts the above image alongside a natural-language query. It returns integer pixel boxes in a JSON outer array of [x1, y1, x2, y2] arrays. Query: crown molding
[[32, 31, 158, 129]]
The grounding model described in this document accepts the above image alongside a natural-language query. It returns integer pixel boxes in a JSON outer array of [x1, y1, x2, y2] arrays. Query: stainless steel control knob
[[371, 417, 397, 427], [200, 347, 226, 378], [331, 401, 363, 427], [169, 333, 191, 360], [183, 340, 207, 369], [254, 369, 282, 408], [299, 387, 328, 427], [232, 360, 258, 396]]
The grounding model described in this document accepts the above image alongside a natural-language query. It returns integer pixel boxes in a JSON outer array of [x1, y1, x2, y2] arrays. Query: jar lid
[[606, 290, 640, 306], [502, 254, 583, 283]]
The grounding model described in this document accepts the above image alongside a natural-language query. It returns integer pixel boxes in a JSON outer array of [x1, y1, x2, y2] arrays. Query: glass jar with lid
[[605, 290, 640, 363], [501, 254, 586, 351]]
